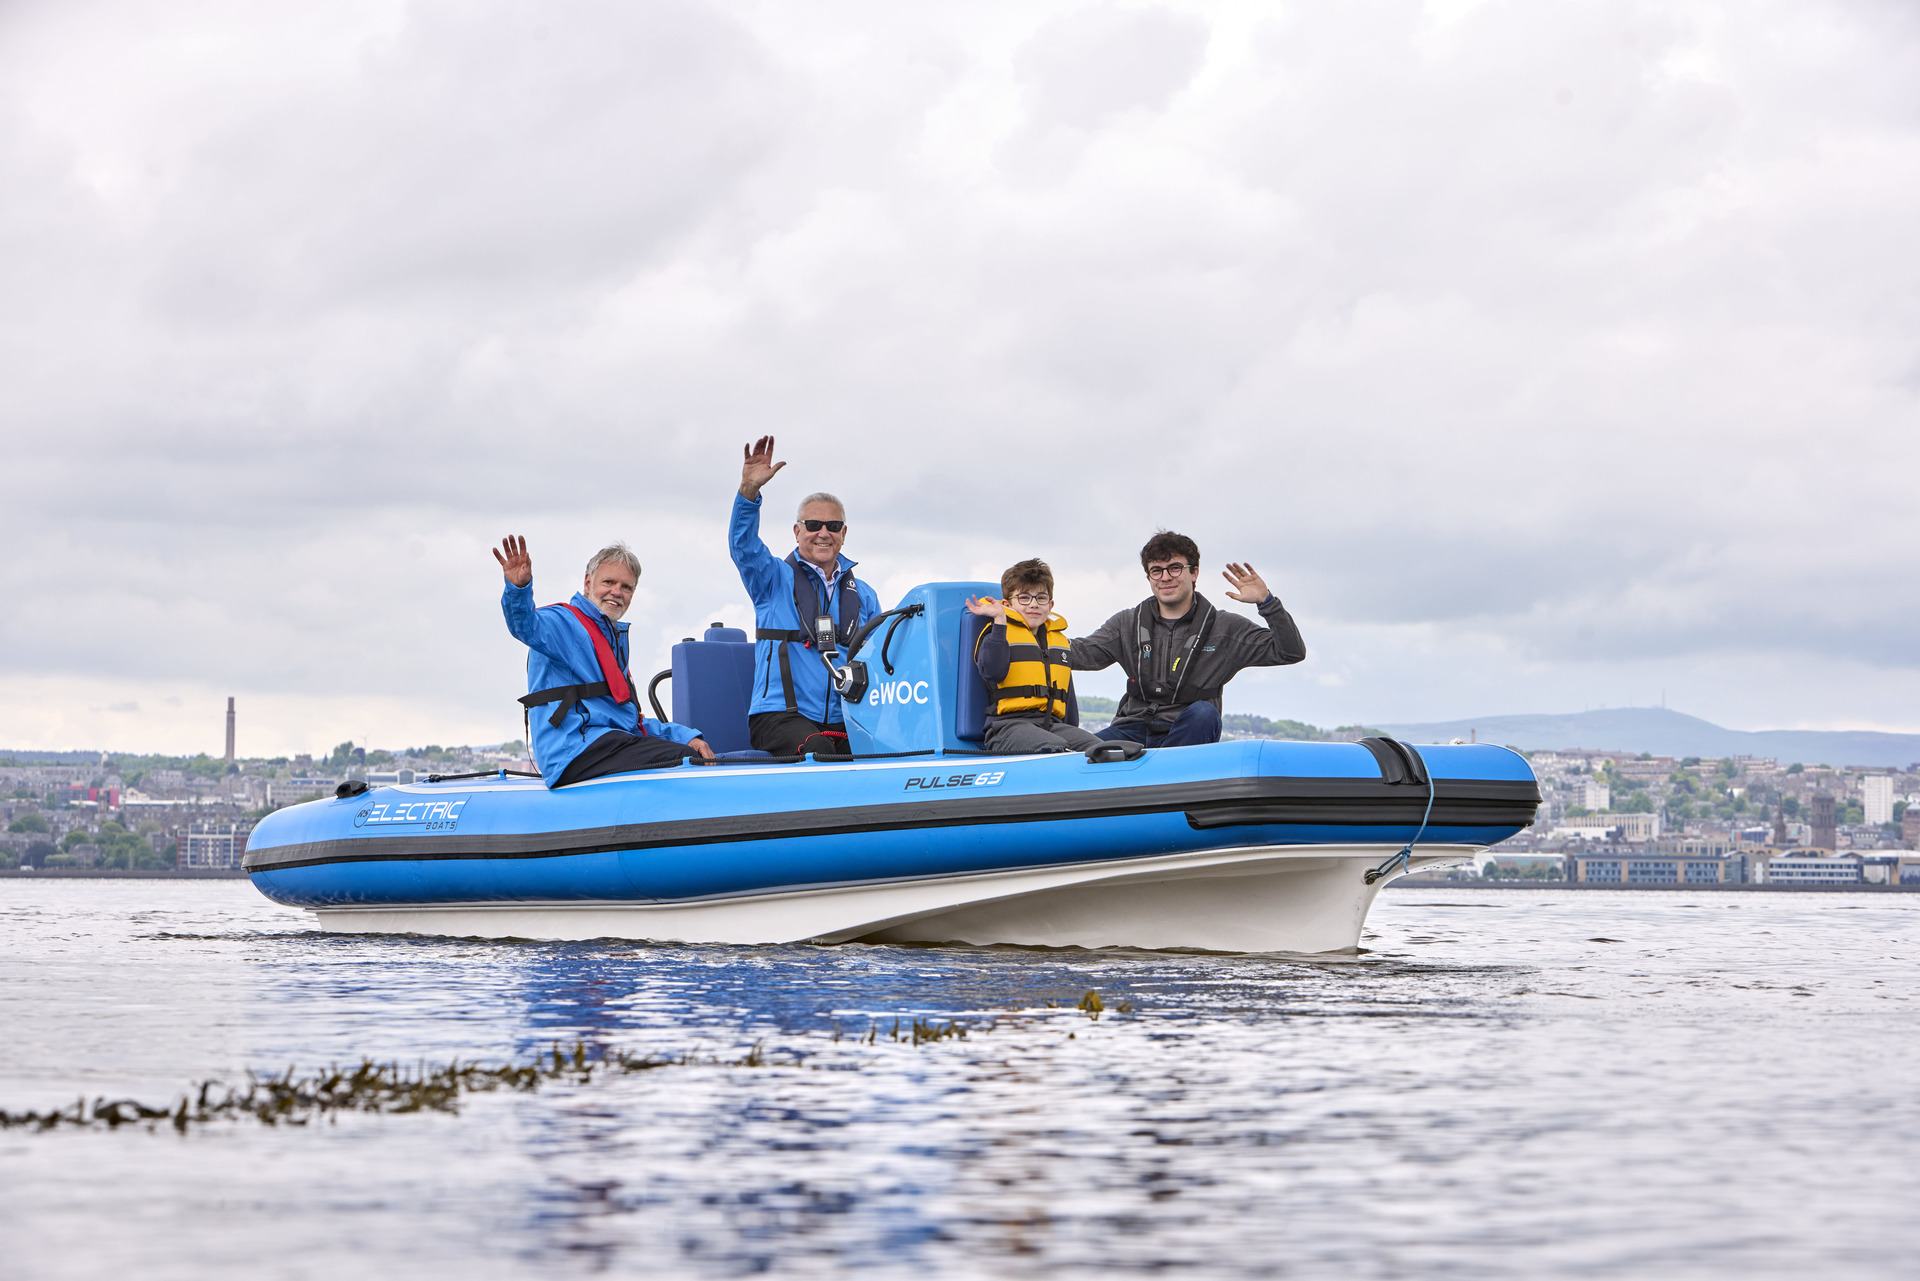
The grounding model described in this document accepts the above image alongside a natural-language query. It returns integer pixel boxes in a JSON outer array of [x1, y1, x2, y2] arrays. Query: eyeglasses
[[1145, 563, 1192, 580], [1010, 592, 1052, 607], [799, 519, 846, 533]]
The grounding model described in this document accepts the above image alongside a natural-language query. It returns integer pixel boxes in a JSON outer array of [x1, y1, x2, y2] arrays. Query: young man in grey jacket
[[1065, 531, 1306, 748]]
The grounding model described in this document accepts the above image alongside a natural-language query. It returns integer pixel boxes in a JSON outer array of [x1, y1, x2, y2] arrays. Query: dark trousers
[[556, 730, 699, 786], [1096, 702, 1222, 749], [748, 711, 853, 757]]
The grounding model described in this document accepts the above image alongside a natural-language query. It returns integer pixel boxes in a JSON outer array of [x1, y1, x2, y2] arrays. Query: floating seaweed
[[0, 1040, 766, 1135], [1040, 989, 1133, 1019], [2, 994, 1135, 1135]]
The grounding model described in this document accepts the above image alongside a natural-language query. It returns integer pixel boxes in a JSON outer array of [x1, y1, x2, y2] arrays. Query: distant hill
[[1376, 707, 1920, 768], [1075, 697, 1380, 742]]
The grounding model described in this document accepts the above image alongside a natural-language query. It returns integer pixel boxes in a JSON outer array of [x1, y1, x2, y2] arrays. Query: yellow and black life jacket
[[979, 613, 1073, 720]]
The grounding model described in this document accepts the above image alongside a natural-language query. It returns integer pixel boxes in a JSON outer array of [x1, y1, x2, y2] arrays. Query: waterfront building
[[1554, 811, 1662, 843], [1760, 852, 1862, 886], [1862, 775, 1893, 826], [1858, 853, 1920, 886], [177, 823, 253, 870], [1569, 852, 1742, 886], [1904, 807, 1920, 847]]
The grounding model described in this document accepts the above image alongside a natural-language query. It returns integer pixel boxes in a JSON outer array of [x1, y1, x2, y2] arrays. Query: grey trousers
[[983, 717, 1105, 754]]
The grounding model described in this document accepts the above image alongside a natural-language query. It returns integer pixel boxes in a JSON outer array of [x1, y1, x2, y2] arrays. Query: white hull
[[307, 843, 1476, 953]]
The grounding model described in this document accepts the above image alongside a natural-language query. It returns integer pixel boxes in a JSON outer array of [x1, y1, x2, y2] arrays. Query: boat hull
[[303, 843, 1474, 953], [246, 740, 1535, 953]]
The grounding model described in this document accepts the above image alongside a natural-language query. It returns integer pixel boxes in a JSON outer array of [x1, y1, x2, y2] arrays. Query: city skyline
[[10, 693, 1920, 771]]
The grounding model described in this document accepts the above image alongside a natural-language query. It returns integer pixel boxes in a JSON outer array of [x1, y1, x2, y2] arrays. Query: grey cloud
[[3, 0, 1918, 753], [1015, 6, 1208, 129], [143, 4, 786, 323]]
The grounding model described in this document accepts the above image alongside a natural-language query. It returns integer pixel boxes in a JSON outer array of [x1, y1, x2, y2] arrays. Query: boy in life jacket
[[966, 559, 1105, 755], [494, 535, 713, 787]]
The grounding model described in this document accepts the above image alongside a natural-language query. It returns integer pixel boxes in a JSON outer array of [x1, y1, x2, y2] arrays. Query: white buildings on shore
[[1862, 775, 1893, 826]]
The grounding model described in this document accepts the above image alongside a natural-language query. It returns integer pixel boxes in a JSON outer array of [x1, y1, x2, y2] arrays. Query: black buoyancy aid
[[979, 614, 1072, 720], [517, 603, 645, 732], [1117, 598, 1219, 713], [754, 553, 864, 713]]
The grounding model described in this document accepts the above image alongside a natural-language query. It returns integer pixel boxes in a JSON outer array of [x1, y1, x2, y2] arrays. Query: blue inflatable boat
[[244, 584, 1539, 952]]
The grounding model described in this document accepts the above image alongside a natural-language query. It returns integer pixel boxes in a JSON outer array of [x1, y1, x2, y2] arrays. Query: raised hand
[[965, 595, 1009, 624], [740, 435, 787, 499], [492, 535, 532, 587], [1221, 561, 1270, 605]]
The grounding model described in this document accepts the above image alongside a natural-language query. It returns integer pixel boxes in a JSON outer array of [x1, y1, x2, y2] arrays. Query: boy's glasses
[[799, 519, 846, 533], [1145, 563, 1192, 580], [1010, 593, 1052, 607]]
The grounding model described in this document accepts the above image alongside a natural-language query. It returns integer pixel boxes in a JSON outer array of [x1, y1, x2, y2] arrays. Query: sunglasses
[[799, 519, 846, 533]]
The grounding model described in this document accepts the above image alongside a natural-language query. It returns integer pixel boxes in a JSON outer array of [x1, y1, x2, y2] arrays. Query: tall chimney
[[225, 697, 236, 766]]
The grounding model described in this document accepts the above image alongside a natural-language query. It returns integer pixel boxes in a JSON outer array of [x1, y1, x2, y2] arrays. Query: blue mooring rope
[[1365, 768, 1437, 885]]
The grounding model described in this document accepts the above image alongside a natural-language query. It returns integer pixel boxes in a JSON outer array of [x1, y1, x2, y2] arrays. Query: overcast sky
[[3, 0, 1916, 758]]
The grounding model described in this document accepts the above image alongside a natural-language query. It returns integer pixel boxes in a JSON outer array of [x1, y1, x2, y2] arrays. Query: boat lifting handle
[[1086, 741, 1145, 763]]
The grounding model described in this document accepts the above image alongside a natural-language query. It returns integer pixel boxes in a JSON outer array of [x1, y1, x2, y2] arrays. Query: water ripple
[[1, 880, 1915, 1278]]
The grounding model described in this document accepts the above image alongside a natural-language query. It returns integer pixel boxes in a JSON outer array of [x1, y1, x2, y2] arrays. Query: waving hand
[[965, 595, 1009, 625], [740, 436, 787, 499], [1221, 561, 1270, 605], [493, 535, 532, 588]]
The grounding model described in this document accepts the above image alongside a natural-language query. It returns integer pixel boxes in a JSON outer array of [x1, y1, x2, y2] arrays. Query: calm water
[[0, 881, 1914, 1280]]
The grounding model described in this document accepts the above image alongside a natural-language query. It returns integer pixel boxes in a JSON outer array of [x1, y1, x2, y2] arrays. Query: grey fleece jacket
[[1064, 591, 1305, 732]]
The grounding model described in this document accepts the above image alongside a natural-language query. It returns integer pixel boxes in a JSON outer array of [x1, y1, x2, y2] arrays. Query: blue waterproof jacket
[[501, 584, 703, 786], [729, 493, 882, 724]]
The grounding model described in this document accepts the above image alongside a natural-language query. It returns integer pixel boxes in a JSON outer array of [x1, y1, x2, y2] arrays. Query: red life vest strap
[[558, 603, 634, 705], [512, 603, 647, 738]]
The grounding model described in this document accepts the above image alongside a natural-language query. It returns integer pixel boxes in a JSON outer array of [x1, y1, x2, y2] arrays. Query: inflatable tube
[[245, 738, 1538, 952]]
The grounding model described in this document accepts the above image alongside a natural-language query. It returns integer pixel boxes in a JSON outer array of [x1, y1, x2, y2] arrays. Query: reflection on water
[[1, 880, 1915, 1279]]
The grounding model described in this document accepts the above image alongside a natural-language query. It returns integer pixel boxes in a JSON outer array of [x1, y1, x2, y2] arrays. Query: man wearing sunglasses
[[1065, 531, 1305, 749], [731, 435, 883, 756]]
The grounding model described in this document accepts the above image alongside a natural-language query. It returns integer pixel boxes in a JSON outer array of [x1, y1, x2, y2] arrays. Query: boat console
[[658, 581, 1009, 758]]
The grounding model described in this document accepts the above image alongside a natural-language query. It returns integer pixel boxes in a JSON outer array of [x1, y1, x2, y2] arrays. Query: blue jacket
[[501, 584, 703, 786], [729, 493, 883, 723]]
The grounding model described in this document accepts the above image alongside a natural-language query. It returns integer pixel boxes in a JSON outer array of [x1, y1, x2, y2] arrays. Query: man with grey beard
[[495, 536, 712, 786]]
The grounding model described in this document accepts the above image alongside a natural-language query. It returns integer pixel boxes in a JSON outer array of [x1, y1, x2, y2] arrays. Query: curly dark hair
[[1139, 530, 1200, 572], [999, 558, 1055, 598]]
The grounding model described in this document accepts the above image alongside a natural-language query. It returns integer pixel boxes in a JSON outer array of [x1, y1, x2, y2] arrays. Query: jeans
[[1095, 701, 1222, 749]]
